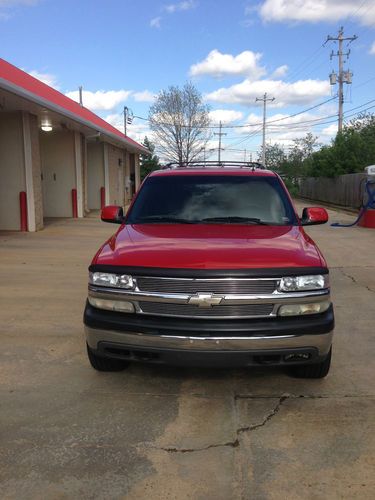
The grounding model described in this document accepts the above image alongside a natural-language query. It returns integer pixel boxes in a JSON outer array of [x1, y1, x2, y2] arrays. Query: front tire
[[86, 344, 129, 372], [289, 347, 332, 379]]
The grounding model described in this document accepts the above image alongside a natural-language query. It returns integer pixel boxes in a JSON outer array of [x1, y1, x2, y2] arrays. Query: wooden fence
[[298, 173, 367, 209]]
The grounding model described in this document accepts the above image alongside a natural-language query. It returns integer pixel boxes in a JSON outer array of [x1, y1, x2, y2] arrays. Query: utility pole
[[201, 146, 206, 165], [123, 106, 133, 136], [214, 121, 226, 163], [78, 86, 83, 107], [255, 93, 275, 167], [326, 27, 357, 133], [124, 106, 128, 136]]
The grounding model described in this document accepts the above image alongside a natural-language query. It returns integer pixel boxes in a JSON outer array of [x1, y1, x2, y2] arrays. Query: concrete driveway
[[1, 204, 374, 500]]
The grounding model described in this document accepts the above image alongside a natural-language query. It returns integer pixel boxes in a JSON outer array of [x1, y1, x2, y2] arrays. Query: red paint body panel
[[94, 224, 325, 269], [303, 207, 329, 225], [92, 170, 327, 271]]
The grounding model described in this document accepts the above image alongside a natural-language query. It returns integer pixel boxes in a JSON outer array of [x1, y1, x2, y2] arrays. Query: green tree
[[149, 82, 211, 165], [277, 133, 320, 180], [257, 143, 286, 170], [306, 114, 375, 178], [140, 136, 160, 180]]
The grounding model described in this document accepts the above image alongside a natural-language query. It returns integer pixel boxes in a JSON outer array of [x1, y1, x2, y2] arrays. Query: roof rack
[[161, 160, 265, 171]]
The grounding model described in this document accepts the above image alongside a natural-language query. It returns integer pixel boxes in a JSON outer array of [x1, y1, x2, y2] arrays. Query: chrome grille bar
[[135, 277, 277, 295], [138, 301, 275, 319]]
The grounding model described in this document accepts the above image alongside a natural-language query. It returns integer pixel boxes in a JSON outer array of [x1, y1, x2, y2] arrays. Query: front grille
[[136, 277, 277, 295], [138, 301, 274, 318]]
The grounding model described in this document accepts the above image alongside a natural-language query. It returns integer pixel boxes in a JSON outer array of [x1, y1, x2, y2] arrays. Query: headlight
[[88, 296, 135, 313], [278, 274, 329, 292], [89, 272, 134, 289], [278, 301, 330, 316]]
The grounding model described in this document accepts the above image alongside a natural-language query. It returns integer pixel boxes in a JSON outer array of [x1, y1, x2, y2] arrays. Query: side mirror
[[101, 205, 124, 224], [301, 207, 328, 226]]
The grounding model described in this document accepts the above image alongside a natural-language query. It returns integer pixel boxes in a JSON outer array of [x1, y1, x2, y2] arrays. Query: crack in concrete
[[234, 393, 375, 399], [337, 268, 375, 294], [148, 393, 375, 455], [153, 396, 288, 454], [236, 395, 288, 435], [154, 440, 240, 454]]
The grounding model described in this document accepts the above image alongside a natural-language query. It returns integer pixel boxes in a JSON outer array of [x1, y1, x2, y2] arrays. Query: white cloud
[[190, 49, 266, 79], [205, 78, 330, 107], [27, 70, 59, 89], [209, 109, 244, 125], [0, 0, 39, 6], [257, 0, 375, 26], [150, 16, 161, 28], [0, 0, 39, 19], [271, 64, 288, 78], [105, 113, 152, 144], [164, 0, 195, 13], [151, 0, 195, 28], [370, 42, 375, 55], [66, 89, 132, 111], [321, 124, 337, 136], [133, 90, 156, 103]]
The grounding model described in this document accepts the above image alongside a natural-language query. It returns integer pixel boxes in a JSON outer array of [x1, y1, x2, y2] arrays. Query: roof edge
[[0, 67, 149, 155]]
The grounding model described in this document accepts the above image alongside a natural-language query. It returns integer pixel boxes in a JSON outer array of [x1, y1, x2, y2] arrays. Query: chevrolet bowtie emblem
[[188, 293, 223, 308]]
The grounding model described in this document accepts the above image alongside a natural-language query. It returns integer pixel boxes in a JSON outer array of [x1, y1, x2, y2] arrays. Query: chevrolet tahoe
[[84, 162, 334, 378]]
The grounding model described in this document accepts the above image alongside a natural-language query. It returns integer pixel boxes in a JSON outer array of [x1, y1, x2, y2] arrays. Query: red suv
[[84, 162, 334, 378]]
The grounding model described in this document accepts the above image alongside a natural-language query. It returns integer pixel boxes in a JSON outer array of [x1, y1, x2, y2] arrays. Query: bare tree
[[149, 82, 211, 165]]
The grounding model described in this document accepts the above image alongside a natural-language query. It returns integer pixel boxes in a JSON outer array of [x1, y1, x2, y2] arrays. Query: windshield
[[126, 175, 297, 225]]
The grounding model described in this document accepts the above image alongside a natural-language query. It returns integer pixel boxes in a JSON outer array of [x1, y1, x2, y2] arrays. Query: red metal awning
[[0, 58, 148, 154]]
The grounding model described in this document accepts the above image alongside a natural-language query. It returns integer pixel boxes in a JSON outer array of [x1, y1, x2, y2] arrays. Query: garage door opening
[[40, 129, 76, 219], [87, 142, 105, 210]]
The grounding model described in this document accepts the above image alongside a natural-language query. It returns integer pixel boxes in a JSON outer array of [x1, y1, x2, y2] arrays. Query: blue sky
[[1, 0, 375, 160]]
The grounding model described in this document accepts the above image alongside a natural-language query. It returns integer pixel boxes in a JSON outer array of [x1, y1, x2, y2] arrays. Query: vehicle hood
[[93, 224, 325, 270]]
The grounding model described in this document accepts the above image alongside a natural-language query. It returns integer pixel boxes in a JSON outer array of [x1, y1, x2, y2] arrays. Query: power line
[[255, 93, 275, 166], [213, 121, 226, 163], [325, 26, 357, 132], [134, 95, 338, 131]]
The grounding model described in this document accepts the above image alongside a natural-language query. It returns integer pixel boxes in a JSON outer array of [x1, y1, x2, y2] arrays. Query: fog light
[[284, 353, 311, 362], [88, 296, 135, 313], [278, 301, 330, 316]]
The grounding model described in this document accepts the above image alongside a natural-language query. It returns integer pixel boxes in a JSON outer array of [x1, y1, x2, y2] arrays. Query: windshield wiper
[[134, 216, 199, 224], [200, 216, 270, 225]]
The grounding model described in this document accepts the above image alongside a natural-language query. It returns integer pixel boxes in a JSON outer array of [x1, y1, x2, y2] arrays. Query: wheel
[[288, 348, 332, 379], [86, 344, 129, 372]]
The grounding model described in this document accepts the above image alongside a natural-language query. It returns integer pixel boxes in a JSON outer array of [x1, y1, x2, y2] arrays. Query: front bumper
[[84, 302, 334, 367]]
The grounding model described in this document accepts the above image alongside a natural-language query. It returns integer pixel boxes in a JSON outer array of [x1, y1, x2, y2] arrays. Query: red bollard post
[[100, 186, 106, 209], [72, 188, 78, 218], [20, 191, 28, 231]]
